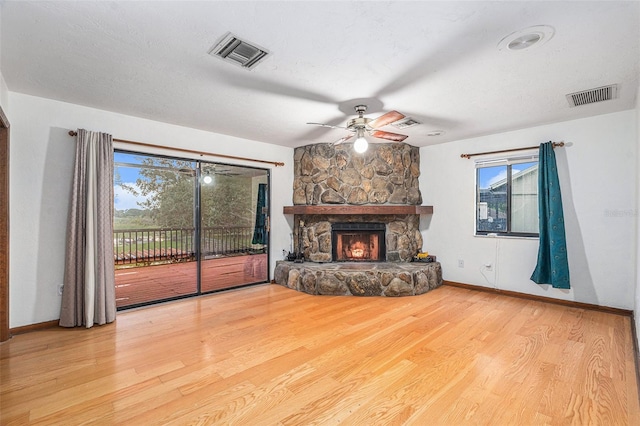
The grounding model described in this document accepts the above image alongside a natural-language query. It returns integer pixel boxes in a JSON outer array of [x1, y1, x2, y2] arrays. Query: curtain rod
[[460, 141, 565, 159], [68, 131, 285, 167]]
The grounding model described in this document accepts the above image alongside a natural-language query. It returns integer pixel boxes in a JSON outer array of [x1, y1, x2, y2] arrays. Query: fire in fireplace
[[331, 223, 386, 262]]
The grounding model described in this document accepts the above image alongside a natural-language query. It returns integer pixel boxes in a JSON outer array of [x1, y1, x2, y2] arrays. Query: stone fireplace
[[275, 142, 442, 297], [297, 214, 421, 263], [289, 142, 424, 263]]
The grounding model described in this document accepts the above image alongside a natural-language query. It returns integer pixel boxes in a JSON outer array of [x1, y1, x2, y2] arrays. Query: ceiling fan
[[201, 165, 242, 184], [307, 105, 408, 152], [204, 164, 242, 175]]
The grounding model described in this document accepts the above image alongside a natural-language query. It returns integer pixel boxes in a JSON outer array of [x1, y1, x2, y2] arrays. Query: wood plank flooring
[[1, 284, 638, 425]]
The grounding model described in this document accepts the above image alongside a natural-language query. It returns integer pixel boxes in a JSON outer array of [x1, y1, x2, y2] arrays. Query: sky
[[114, 152, 149, 211], [481, 168, 507, 188], [478, 162, 536, 188], [114, 183, 148, 211], [114, 152, 143, 183], [113, 152, 201, 211]]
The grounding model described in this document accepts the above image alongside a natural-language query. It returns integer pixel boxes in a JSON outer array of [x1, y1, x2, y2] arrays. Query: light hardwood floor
[[1, 284, 639, 425]]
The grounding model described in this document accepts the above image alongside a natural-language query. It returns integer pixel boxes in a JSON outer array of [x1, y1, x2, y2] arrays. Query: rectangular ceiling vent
[[391, 117, 421, 129], [566, 84, 618, 107], [209, 32, 269, 70]]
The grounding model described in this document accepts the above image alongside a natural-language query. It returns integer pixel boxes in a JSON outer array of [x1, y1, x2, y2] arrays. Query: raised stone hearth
[[274, 260, 442, 297]]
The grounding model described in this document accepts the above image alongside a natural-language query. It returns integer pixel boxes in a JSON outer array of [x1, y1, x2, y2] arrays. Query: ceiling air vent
[[209, 32, 269, 70], [566, 84, 618, 107], [391, 117, 421, 129]]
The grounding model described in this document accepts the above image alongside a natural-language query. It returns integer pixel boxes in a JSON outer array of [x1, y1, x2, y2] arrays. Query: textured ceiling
[[1, 1, 639, 148]]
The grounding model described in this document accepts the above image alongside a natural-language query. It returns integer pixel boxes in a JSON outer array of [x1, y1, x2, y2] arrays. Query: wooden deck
[[115, 253, 268, 308]]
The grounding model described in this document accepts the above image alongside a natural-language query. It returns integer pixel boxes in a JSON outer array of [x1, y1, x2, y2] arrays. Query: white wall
[[0, 63, 7, 110], [421, 110, 637, 309], [8, 92, 294, 327], [0, 73, 7, 112], [0, 4, 8, 111]]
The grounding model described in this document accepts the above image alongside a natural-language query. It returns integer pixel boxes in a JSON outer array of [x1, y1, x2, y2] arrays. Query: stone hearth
[[274, 260, 442, 297]]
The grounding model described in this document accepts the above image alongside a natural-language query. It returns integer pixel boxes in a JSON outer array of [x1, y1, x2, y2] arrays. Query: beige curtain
[[59, 129, 116, 328]]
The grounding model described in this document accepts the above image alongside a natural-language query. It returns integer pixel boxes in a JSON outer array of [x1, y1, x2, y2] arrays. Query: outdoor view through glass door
[[200, 163, 268, 293], [113, 151, 269, 309]]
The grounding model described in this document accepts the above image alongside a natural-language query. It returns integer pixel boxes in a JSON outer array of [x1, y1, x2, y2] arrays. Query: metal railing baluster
[[114, 226, 265, 267]]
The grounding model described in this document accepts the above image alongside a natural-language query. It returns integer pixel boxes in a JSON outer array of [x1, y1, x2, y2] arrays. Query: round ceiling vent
[[498, 25, 555, 52]]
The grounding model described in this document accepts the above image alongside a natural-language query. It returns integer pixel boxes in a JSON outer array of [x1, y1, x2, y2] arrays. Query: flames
[[347, 242, 367, 259], [350, 248, 365, 258]]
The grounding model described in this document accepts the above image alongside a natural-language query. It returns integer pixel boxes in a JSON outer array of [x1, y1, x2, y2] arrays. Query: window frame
[[475, 155, 539, 238]]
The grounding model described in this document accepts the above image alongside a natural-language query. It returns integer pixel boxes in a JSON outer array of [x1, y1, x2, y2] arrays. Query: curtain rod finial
[[68, 130, 77, 136]]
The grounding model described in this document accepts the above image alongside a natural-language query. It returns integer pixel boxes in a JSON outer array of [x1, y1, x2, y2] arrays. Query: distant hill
[[114, 208, 156, 229], [114, 208, 147, 218]]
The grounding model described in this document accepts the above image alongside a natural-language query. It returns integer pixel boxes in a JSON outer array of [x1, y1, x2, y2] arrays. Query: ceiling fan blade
[[334, 134, 354, 145], [369, 130, 408, 142], [368, 110, 405, 129], [306, 122, 346, 130], [218, 68, 338, 105]]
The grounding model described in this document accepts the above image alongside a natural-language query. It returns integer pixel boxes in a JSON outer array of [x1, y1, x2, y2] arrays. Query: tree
[[201, 174, 253, 228], [120, 157, 196, 228], [120, 156, 254, 229]]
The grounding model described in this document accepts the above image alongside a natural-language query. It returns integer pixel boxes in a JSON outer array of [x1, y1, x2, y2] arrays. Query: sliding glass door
[[200, 163, 269, 293], [113, 152, 198, 308], [113, 151, 269, 309]]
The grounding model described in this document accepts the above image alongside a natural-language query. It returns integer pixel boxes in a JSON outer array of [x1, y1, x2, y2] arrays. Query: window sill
[[474, 233, 539, 240]]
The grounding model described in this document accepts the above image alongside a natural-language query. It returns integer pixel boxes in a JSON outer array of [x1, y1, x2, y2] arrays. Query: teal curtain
[[252, 183, 267, 245], [530, 142, 570, 289]]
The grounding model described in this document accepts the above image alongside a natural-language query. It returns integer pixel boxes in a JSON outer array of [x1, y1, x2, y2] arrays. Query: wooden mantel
[[283, 205, 433, 215]]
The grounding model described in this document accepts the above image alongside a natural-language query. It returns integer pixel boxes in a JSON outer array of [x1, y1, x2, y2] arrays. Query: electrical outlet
[[458, 259, 464, 268], [58, 285, 64, 296]]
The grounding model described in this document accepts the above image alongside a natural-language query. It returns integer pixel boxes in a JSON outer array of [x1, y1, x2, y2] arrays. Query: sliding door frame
[[114, 149, 270, 309]]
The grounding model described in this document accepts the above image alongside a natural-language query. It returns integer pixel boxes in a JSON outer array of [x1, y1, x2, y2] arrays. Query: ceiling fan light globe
[[354, 137, 368, 153]]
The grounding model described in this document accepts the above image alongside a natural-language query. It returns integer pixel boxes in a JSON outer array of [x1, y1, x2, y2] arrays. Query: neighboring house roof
[[489, 164, 538, 191]]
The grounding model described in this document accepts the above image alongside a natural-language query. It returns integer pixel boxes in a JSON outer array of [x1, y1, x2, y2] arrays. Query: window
[[476, 157, 539, 237]]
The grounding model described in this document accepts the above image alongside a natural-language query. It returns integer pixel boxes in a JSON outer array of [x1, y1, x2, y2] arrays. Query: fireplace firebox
[[331, 223, 386, 262]]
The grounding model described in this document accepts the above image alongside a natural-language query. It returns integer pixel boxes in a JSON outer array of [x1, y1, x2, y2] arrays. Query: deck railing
[[114, 226, 264, 266]]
